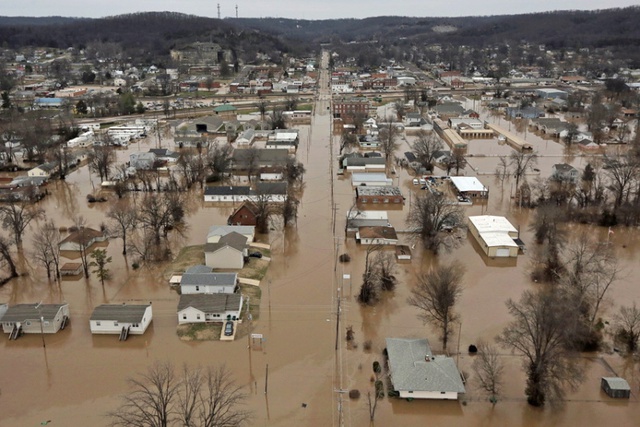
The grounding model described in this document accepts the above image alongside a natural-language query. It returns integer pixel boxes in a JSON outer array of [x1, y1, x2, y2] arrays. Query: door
[[495, 248, 511, 257]]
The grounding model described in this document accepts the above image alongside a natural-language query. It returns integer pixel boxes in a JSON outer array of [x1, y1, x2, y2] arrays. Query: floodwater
[[1, 57, 640, 427]]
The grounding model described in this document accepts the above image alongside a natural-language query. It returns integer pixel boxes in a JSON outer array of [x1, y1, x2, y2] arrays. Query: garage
[[495, 248, 511, 257]]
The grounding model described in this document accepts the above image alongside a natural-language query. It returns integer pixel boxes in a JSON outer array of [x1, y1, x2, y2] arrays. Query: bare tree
[[73, 216, 94, 278], [529, 203, 567, 283], [107, 201, 138, 256], [177, 150, 206, 189], [614, 303, 640, 353], [252, 192, 272, 234], [379, 116, 400, 167], [255, 100, 269, 122], [31, 220, 61, 281], [242, 146, 260, 183], [603, 155, 638, 207], [358, 245, 381, 305], [207, 142, 233, 181], [108, 361, 249, 427], [472, 341, 504, 406], [411, 129, 442, 172], [0, 201, 44, 247], [407, 261, 465, 351], [510, 151, 538, 204], [281, 193, 299, 228], [374, 251, 397, 291], [498, 289, 583, 407], [339, 130, 358, 155], [0, 234, 18, 279], [451, 147, 467, 175], [88, 144, 116, 182], [406, 192, 466, 253], [495, 156, 509, 189]]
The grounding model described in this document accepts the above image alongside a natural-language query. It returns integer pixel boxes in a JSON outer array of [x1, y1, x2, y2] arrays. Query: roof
[[178, 294, 242, 313], [185, 265, 213, 274], [358, 226, 398, 240], [60, 262, 82, 271], [450, 176, 488, 193], [256, 182, 288, 195], [468, 215, 518, 248], [59, 227, 104, 247], [213, 104, 237, 112], [181, 271, 237, 287], [351, 173, 392, 183], [602, 377, 631, 391], [386, 338, 465, 394], [207, 225, 255, 240], [205, 232, 248, 253], [204, 186, 252, 196], [90, 304, 150, 322], [356, 186, 402, 197], [2, 303, 67, 322], [553, 163, 577, 173], [345, 157, 386, 167]]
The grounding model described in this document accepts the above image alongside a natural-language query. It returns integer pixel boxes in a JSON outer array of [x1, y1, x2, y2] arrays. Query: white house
[[351, 173, 393, 187], [551, 163, 579, 183], [468, 215, 519, 258], [386, 337, 466, 400], [59, 227, 106, 252], [356, 226, 398, 245], [2, 303, 70, 338], [89, 304, 153, 339], [28, 162, 57, 178], [204, 232, 248, 269], [180, 265, 238, 294], [207, 225, 255, 243], [177, 294, 244, 324]]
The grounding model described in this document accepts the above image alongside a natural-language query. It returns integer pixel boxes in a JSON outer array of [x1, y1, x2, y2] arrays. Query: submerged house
[[177, 294, 244, 324], [1, 303, 70, 339], [386, 337, 465, 400], [89, 304, 153, 341]]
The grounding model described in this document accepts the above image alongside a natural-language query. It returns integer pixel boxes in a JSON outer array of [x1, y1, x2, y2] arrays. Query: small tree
[[31, 220, 61, 281], [406, 192, 466, 253], [472, 342, 504, 406], [407, 262, 465, 351], [0, 201, 44, 247], [107, 202, 138, 256], [90, 248, 112, 286], [615, 303, 640, 353]]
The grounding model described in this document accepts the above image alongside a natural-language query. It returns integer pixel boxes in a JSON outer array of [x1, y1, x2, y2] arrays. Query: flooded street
[[1, 57, 640, 427]]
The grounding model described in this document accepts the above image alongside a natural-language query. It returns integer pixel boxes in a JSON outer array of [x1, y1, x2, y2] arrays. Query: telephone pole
[[235, 4, 238, 18], [217, 3, 220, 19]]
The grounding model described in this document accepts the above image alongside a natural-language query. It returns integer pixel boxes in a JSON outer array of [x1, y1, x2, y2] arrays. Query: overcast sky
[[4, 1, 639, 19]]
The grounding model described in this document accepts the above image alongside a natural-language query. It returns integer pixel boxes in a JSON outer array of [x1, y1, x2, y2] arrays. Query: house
[[231, 149, 289, 170], [351, 173, 393, 187], [601, 377, 631, 399], [204, 186, 252, 203], [358, 135, 381, 149], [395, 245, 412, 261], [28, 162, 58, 178], [207, 225, 255, 243], [177, 293, 244, 324], [449, 176, 489, 199], [89, 304, 153, 339], [551, 163, 579, 183], [59, 227, 106, 252], [577, 138, 600, 151], [255, 182, 288, 202], [228, 202, 259, 226], [60, 262, 83, 276], [433, 102, 465, 118], [235, 128, 256, 146], [506, 106, 545, 119], [346, 210, 389, 237], [468, 215, 519, 258], [386, 337, 466, 400], [213, 104, 238, 119], [259, 166, 284, 181], [356, 186, 404, 205], [129, 152, 157, 170], [343, 156, 386, 172], [180, 265, 238, 294], [2, 303, 70, 339], [149, 148, 180, 163], [404, 112, 423, 127], [356, 226, 398, 245], [204, 232, 248, 269]]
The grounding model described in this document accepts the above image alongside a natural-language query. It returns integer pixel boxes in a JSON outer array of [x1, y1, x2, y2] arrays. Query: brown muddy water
[[1, 75, 640, 426]]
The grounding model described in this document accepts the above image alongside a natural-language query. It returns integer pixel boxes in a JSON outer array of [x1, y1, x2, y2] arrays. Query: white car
[[412, 178, 419, 185]]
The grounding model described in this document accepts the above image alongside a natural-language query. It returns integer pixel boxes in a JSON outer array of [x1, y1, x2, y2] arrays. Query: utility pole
[[217, 3, 220, 19], [264, 364, 269, 394], [235, 4, 238, 18], [335, 287, 341, 351], [35, 302, 46, 348]]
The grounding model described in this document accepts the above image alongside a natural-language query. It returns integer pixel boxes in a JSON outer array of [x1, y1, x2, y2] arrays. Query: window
[[44, 321, 50, 326], [195, 286, 200, 291], [114, 322, 118, 327], [441, 392, 446, 394], [182, 314, 187, 320], [408, 391, 413, 394], [196, 314, 201, 320], [96, 321, 101, 326]]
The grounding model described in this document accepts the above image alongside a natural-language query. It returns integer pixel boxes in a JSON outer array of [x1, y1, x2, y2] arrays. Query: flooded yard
[[1, 65, 640, 427]]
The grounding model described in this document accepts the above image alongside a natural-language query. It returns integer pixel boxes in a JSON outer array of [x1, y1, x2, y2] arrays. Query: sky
[[4, 0, 639, 19]]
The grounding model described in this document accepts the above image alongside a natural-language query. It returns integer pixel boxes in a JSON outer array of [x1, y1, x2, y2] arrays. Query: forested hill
[[232, 6, 640, 49], [0, 12, 299, 64]]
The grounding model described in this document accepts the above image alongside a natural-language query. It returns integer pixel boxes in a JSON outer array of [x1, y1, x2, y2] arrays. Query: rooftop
[[450, 176, 488, 193], [90, 304, 150, 323], [178, 293, 243, 313], [2, 303, 67, 322]]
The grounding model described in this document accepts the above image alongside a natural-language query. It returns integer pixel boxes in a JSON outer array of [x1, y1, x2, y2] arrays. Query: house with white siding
[[204, 232, 248, 269], [89, 304, 153, 339], [2, 303, 70, 338], [180, 265, 238, 294], [207, 225, 255, 243], [177, 294, 243, 324], [386, 337, 465, 400]]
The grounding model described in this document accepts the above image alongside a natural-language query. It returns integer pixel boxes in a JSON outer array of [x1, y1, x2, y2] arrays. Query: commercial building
[[468, 215, 519, 258]]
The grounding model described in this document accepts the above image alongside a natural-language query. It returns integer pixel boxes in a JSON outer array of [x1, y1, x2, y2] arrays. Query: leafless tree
[[498, 289, 583, 407], [509, 151, 538, 204], [281, 193, 299, 228], [108, 361, 249, 427], [0, 234, 18, 279], [283, 157, 305, 186], [615, 303, 640, 353], [358, 245, 381, 305], [494, 156, 509, 189], [31, 220, 61, 281], [207, 142, 233, 181], [472, 341, 504, 406], [339, 130, 358, 155], [253, 193, 272, 234], [374, 251, 397, 291], [137, 193, 185, 246], [255, 100, 269, 122], [367, 391, 379, 422], [379, 116, 400, 166], [107, 201, 138, 256], [0, 201, 44, 247], [451, 147, 467, 175], [603, 155, 638, 207], [73, 216, 94, 278], [407, 261, 465, 351], [242, 146, 261, 183], [411, 129, 442, 172], [88, 144, 116, 182], [177, 150, 206, 189], [406, 192, 466, 253]]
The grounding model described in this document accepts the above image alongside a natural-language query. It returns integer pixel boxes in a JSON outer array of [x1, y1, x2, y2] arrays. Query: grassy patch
[[163, 245, 205, 279], [239, 284, 262, 322], [239, 258, 269, 281], [177, 322, 222, 341]]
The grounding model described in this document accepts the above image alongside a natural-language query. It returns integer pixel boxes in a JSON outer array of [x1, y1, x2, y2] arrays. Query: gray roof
[[386, 338, 466, 394], [204, 186, 252, 196], [256, 182, 288, 195], [181, 272, 237, 287], [602, 377, 631, 391], [2, 303, 67, 322], [205, 232, 247, 254], [345, 157, 386, 167], [185, 265, 213, 274], [207, 225, 255, 240], [178, 294, 242, 312], [553, 163, 577, 173], [90, 304, 150, 322]]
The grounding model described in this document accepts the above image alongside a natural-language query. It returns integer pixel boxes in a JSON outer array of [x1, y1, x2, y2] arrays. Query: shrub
[[132, 262, 140, 269], [348, 389, 360, 399], [375, 380, 384, 399], [468, 344, 478, 353], [363, 340, 372, 351], [339, 253, 351, 263], [373, 361, 381, 374]]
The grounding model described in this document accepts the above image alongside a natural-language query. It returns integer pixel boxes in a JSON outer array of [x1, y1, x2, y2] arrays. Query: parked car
[[224, 321, 234, 336], [249, 252, 263, 259], [412, 178, 419, 185]]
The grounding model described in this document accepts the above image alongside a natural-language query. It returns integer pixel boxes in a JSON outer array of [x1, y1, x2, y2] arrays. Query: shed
[[468, 215, 519, 258], [601, 377, 631, 399]]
